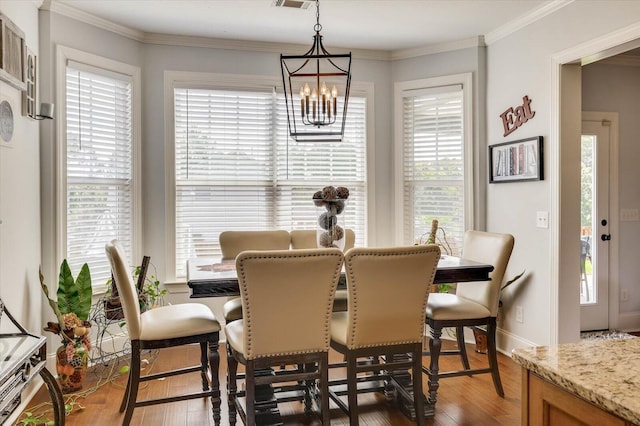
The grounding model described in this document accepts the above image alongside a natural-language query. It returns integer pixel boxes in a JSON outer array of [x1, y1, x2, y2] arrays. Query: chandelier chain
[[314, 0, 322, 33]]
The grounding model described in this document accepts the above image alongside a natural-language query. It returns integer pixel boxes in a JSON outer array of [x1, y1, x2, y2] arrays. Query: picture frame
[[0, 12, 27, 91], [489, 136, 543, 183]]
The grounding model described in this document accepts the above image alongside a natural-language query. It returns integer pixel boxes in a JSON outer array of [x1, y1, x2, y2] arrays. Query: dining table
[[186, 254, 494, 298], [185, 253, 494, 422]]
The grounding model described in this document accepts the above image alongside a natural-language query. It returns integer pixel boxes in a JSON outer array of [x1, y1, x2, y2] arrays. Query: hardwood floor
[[17, 339, 521, 425]]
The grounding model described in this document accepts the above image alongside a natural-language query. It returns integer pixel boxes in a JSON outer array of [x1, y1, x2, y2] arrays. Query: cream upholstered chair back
[[219, 230, 291, 260], [342, 245, 440, 349], [105, 240, 142, 340], [290, 229, 355, 250], [235, 248, 343, 360], [455, 230, 515, 317]]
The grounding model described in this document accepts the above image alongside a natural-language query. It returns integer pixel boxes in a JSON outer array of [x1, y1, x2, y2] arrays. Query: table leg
[[38, 366, 65, 426]]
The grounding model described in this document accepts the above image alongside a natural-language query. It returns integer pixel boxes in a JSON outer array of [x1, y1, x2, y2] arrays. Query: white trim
[[43, 0, 145, 41], [551, 20, 640, 344], [55, 45, 143, 266], [484, 0, 574, 45], [393, 73, 475, 245], [163, 70, 375, 281], [391, 37, 485, 61]]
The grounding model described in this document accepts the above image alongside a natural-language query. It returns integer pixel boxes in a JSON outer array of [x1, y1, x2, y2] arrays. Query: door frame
[[551, 28, 636, 344], [580, 111, 619, 331]]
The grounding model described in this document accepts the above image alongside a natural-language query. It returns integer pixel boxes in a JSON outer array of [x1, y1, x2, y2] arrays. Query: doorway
[[580, 114, 617, 331]]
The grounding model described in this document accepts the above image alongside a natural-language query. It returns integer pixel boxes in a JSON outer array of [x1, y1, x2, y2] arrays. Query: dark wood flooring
[[16, 339, 521, 425]]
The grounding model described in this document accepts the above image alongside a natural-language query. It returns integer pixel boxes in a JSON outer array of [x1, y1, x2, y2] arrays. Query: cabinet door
[[527, 372, 628, 426]]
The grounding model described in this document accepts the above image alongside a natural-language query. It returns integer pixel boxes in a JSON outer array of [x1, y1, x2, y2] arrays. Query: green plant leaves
[[56, 260, 93, 321]]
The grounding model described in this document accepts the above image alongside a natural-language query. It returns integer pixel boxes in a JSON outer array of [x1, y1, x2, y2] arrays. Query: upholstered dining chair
[[329, 245, 441, 426], [105, 240, 221, 426], [424, 230, 514, 404], [290, 228, 355, 312], [219, 230, 291, 323], [226, 248, 344, 425]]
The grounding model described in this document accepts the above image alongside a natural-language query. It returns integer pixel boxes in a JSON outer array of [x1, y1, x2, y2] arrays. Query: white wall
[[0, 0, 43, 334], [486, 0, 640, 349]]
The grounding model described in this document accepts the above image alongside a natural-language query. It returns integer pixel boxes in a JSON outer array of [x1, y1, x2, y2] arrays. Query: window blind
[[174, 88, 366, 277], [66, 64, 134, 286], [402, 85, 464, 254]]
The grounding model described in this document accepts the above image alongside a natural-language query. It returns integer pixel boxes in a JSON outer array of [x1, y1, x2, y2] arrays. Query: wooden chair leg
[[427, 323, 442, 405], [245, 360, 256, 426], [412, 345, 426, 426], [200, 342, 209, 390], [486, 318, 504, 397], [347, 352, 359, 426], [226, 343, 238, 426], [122, 341, 141, 426], [456, 325, 471, 370], [207, 339, 221, 425], [319, 353, 330, 426]]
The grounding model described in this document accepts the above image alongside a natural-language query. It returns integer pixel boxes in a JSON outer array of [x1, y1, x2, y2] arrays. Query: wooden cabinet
[[521, 368, 631, 426]]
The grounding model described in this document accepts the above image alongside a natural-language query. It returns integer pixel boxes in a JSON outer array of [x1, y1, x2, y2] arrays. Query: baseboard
[[497, 327, 538, 355]]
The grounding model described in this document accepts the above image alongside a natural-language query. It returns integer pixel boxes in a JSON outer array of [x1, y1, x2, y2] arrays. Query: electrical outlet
[[621, 288, 629, 302], [536, 211, 549, 228], [515, 306, 524, 323]]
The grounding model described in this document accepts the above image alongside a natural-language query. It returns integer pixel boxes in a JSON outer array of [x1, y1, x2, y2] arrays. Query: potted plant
[[40, 260, 92, 393]]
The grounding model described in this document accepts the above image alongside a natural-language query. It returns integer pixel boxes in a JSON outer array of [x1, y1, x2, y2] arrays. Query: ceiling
[[52, 0, 560, 51]]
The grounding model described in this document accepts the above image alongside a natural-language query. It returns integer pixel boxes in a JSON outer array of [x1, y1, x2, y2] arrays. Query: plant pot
[[56, 343, 89, 393], [473, 329, 488, 354]]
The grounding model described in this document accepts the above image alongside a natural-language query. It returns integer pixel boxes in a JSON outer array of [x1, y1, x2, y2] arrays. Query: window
[[60, 47, 140, 289], [395, 74, 473, 255], [172, 83, 367, 278]]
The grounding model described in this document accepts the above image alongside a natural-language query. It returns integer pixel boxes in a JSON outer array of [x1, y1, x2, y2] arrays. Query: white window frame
[[164, 71, 375, 282], [393, 73, 474, 247], [56, 45, 142, 290]]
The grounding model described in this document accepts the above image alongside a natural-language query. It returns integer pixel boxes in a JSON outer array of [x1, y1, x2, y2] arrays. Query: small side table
[[0, 299, 65, 425]]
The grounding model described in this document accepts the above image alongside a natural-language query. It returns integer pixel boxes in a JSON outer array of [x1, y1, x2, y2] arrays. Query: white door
[[580, 118, 611, 331]]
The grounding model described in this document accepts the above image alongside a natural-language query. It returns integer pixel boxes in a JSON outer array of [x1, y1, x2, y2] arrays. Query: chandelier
[[280, 0, 352, 142]]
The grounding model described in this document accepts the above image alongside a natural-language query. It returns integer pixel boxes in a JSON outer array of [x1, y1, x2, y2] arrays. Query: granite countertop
[[512, 337, 640, 425]]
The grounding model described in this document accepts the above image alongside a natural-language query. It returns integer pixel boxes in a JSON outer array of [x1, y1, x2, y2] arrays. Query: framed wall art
[[0, 12, 27, 91], [489, 136, 543, 183]]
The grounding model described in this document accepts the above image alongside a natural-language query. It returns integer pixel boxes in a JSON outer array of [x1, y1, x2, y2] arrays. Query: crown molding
[[42, 0, 145, 41], [391, 36, 485, 61], [142, 32, 392, 61], [484, 0, 574, 45], [45, 0, 568, 62]]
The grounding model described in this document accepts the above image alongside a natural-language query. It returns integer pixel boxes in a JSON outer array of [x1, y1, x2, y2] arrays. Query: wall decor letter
[[500, 95, 535, 137]]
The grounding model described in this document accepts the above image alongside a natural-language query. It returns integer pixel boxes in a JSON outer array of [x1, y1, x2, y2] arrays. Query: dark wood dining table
[[186, 254, 494, 298]]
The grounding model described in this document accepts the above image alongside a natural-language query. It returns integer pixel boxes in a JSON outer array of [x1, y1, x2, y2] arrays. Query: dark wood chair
[[225, 248, 343, 425], [329, 245, 441, 426], [105, 240, 221, 426], [424, 230, 514, 405]]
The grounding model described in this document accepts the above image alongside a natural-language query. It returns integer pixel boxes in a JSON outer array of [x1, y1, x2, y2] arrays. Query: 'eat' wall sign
[[500, 95, 535, 137]]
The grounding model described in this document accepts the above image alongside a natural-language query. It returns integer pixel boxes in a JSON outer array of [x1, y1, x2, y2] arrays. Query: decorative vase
[[473, 329, 488, 354], [56, 343, 89, 393], [316, 199, 346, 250]]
